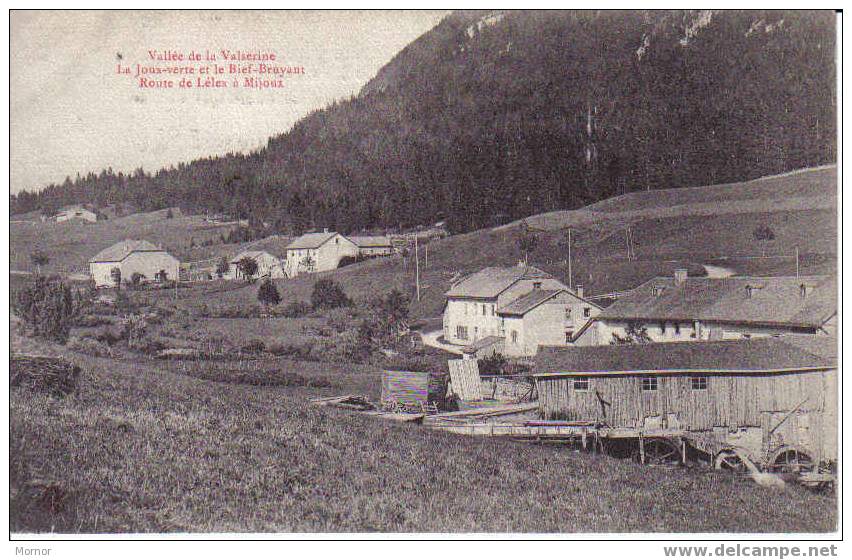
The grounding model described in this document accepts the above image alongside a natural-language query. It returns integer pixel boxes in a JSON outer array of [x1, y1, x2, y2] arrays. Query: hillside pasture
[[10, 341, 837, 533]]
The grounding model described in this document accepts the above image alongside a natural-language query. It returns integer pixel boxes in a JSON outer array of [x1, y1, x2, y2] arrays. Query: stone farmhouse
[[284, 230, 359, 277], [579, 270, 837, 345], [89, 239, 180, 288], [56, 205, 97, 223], [442, 264, 601, 357], [227, 250, 286, 280]]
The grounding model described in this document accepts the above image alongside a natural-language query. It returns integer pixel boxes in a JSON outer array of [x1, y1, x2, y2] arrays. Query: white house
[[89, 239, 180, 288], [227, 250, 285, 280], [284, 231, 359, 277], [442, 264, 601, 357], [56, 206, 97, 223], [578, 269, 837, 345], [351, 236, 394, 257]]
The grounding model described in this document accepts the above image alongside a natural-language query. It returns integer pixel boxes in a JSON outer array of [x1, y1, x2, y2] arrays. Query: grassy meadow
[[9, 166, 839, 533], [10, 338, 837, 533]]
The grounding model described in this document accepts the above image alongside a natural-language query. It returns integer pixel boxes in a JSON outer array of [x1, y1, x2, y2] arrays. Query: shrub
[[311, 278, 351, 310], [92, 326, 123, 346], [12, 276, 78, 343], [257, 279, 281, 308], [326, 307, 359, 333], [277, 301, 310, 318], [10, 355, 79, 397], [67, 336, 113, 358], [478, 351, 509, 375], [240, 339, 267, 355], [130, 272, 146, 288], [266, 341, 315, 359], [71, 314, 113, 328]]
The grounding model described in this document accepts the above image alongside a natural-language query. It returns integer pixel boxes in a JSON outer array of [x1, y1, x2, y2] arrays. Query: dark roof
[[286, 232, 340, 250], [498, 289, 564, 316], [535, 337, 836, 376], [598, 275, 836, 328], [90, 239, 165, 262], [446, 265, 552, 298]]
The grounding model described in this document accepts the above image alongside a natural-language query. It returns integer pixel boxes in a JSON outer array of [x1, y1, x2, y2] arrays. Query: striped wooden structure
[[448, 359, 483, 401], [381, 370, 448, 410]]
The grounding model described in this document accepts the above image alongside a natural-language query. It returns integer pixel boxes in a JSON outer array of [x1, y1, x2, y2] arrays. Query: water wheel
[[768, 447, 815, 474], [636, 437, 682, 465], [713, 448, 750, 474]]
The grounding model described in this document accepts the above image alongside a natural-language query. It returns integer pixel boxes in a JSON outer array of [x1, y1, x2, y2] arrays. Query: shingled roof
[[498, 289, 564, 316], [286, 232, 340, 250], [446, 265, 552, 298], [90, 239, 164, 263], [535, 337, 836, 377], [598, 275, 836, 328]]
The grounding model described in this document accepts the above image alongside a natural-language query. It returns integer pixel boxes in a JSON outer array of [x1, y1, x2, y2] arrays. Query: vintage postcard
[[7, 7, 841, 548]]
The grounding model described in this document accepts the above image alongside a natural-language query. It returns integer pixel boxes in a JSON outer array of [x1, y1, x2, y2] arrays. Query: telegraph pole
[[567, 228, 573, 290], [414, 235, 421, 302], [795, 246, 800, 278]]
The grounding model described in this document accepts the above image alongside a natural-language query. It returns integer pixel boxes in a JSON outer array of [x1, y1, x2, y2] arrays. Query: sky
[[10, 10, 447, 194]]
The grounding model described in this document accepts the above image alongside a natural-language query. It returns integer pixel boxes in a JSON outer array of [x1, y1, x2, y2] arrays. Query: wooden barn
[[534, 337, 837, 471]]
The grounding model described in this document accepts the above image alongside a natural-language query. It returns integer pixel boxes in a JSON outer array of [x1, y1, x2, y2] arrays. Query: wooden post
[[639, 433, 646, 464], [425, 244, 428, 269], [681, 438, 687, 464], [567, 228, 573, 290], [414, 235, 420, 302], [795, 246, 799, 278]]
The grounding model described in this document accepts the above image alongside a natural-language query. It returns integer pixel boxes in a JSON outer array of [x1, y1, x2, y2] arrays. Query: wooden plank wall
[[536, 370, 837, 458], [448, 359, 483, 401], [381, 370, 430, 407]]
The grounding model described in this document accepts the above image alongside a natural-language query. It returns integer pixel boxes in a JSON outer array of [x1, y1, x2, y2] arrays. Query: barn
[[533, 337, 837, 470], [89, 239, 180, 288]]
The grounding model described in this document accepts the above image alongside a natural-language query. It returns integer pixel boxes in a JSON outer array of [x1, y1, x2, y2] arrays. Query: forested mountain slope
[[12, 10, 836, 235]]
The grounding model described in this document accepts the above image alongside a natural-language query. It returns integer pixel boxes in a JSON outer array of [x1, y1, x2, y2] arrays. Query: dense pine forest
[[11, 10, 836, 234]]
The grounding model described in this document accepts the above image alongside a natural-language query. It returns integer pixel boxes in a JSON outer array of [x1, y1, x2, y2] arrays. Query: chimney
[[575, 284, 584, 299], [674, 268, 688, 285]]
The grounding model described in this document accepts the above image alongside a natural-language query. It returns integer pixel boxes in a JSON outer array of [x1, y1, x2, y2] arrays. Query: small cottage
[[284, 230, 359, 277], [89, 239, 180, 288], [56, 206, 97, 223], [228, 250, 285, 280], [351, 235, 394, 257]]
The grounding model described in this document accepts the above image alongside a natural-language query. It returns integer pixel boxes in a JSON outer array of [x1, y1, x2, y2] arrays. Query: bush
[[266, 341, 315, 359], [240, 339, 267, 355], [71, 314, 113, 328], [326, 307, 359, 333], [67, 336, 113, 358], [277, 301, 311, 318], [130, 272, 146, 288], [478, 351, 509, 375], [12, 276, 79, 343], [92, 326, 123, 346], [10, 355, 79, 397], [311, 278, 351, 310], [257, 279, 281, 308]]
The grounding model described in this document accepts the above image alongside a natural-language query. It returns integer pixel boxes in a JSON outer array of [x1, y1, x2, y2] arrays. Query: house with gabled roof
[[442, 264, 601, 356], [89, 239, 179, 288], [350, 235, 394, 257], [227, 250, 285, 280], [56, 205, 97, 223], [580, 269, 837, 345], [284, 230, 359, 277]]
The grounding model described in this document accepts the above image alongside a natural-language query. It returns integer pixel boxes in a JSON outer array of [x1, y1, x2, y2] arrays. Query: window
[[533, 282, 542, 289], [659, 322, 667, 335], [565, 330, 574, 343], [674, 323, 681, 335], [583, 307, 591, 318], [641, 376, 658, 391], [565, 307, 572, 320], [490, 304, 495, 316], [691, 376, 708, 390], [511, 330, 518, 344], [456, 326, 469, 340], [573, 376, 590, 391], [482, 304, 487, 316]]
